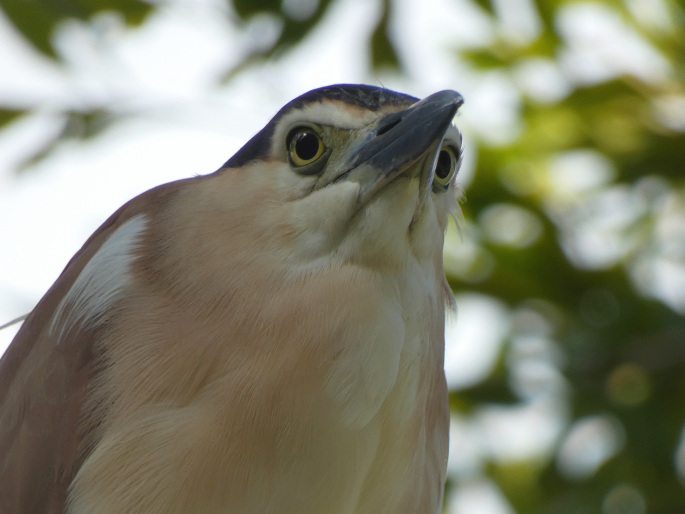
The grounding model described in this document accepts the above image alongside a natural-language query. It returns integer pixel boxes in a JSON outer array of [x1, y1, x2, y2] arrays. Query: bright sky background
[[0, 0, 678, 512]]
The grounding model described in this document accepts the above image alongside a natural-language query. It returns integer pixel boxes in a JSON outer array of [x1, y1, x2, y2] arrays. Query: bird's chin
[[353, 146, 440, 219], [348, 161, 412, 208]]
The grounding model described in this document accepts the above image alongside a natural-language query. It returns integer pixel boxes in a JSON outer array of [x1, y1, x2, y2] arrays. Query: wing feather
[[0, 185, 174, 513]]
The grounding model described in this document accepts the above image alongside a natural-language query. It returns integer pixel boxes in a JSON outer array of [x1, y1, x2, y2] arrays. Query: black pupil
[[295, 132, 320, 161], [435, 150, 453, 179]]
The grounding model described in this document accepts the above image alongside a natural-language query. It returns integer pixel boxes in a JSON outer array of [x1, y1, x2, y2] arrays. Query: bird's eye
[[433, 146, 459, 187], [287, 128, 325, 167]]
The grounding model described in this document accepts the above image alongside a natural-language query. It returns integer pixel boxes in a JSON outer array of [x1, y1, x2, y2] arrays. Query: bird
[[0, 84, 464, 514]]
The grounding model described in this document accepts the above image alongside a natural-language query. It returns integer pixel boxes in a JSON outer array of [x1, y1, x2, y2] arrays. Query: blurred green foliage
[[0, 0, 400, 169], [1, 0, 684, 512], [1, 0, 152, 58], [448, 1, 685, 513]]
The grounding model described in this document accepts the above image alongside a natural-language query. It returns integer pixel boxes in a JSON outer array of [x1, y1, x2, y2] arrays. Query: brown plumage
[[0, 84, 463, 513]]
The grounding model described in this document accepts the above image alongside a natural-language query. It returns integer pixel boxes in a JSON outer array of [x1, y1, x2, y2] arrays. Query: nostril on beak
[[376, 117, 402, 136]]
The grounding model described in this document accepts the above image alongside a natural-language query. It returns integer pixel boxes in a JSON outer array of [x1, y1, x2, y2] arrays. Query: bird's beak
[[318, 90, 464, 203]]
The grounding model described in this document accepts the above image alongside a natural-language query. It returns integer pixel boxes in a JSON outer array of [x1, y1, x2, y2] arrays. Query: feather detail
[[50, 214, 148, 345]]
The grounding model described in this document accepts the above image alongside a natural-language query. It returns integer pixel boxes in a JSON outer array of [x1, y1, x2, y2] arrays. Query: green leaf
[[0, 107, 24, 129], [232, 0, 280, 19], [461, 48, 509, 70], [1, 1, 61, 58], [0, 0, 153, 59], [470, 0, 495, 15], [16, 108, 121, 173], [370, 0, 400, 69]]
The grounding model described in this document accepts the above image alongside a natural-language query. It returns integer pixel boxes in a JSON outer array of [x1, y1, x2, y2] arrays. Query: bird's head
[[172, 84, 463, 283]]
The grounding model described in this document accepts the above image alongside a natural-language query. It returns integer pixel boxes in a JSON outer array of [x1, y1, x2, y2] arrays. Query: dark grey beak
[[319, 90, 463, 202], [350, 90, 463, 174]]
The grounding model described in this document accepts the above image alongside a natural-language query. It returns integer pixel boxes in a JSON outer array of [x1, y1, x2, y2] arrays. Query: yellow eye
[[287, 128, 325, 167], [433, 146, 459, 187]]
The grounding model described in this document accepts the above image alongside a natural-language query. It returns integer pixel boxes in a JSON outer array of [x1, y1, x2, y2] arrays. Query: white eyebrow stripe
[[278, 101, 381, 131], [50, 214, 148, 344]]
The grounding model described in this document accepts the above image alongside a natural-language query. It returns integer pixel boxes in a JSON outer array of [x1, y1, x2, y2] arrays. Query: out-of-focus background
[[0, 0, 684, 512]]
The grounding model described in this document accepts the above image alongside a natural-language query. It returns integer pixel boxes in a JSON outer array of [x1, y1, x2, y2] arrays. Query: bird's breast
[[68, 248, 447, 514]]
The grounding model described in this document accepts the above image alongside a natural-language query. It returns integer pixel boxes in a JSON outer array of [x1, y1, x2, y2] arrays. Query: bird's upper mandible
[[0, 84, 464, 514]]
